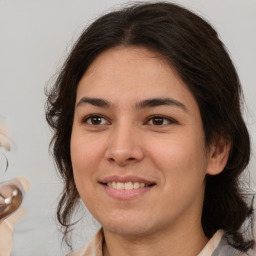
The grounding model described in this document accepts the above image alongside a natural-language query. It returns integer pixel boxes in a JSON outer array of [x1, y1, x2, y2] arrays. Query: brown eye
[[84, 115, 109, 125], [152, 117, 165, 125], [146, 115, 175, 126], [91, 116, 103, 125]]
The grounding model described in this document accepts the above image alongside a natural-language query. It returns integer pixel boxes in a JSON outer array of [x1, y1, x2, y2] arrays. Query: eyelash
[[82, 114, 110, 126], [82, 114, 177, 127], [145, 115, 177, 126]]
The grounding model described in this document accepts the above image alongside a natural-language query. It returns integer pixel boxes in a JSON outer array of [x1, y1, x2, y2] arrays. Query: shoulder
[[212, 234, 247, 256], [213, 193, 256, 256], [67, 244, 88, 256], [213, 234, 255, 256], [67, 229, 104, 256], [199, 229, 255, 256]]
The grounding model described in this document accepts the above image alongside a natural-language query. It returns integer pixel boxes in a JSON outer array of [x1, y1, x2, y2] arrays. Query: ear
[[206, 136, 231, 175]]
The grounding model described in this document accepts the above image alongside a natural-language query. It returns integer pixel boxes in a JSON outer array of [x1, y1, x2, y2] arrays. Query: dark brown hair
[[46, 1, 254, 251]]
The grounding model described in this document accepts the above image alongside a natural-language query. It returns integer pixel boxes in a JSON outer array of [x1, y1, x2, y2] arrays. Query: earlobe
[[206, 136, 231, 176]]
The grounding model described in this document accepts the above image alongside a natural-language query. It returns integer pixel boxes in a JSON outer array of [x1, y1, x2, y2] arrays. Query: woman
[[46, 2, 255, 255]]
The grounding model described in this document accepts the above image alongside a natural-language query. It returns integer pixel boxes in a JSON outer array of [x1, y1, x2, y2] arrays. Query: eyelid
[[144, 115, 178, 125], [80, 114, 177, 126], [82, 114, 111, 125]]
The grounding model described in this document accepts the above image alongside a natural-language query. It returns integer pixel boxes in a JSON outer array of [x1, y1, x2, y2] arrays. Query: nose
[[105, 123, 144, 166]]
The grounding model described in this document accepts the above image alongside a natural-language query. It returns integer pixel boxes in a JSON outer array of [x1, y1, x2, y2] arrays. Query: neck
[[103, 221, 209, 256]]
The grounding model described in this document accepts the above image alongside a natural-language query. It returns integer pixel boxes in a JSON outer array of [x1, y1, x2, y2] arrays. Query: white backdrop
[[0, 0, 255, 255]]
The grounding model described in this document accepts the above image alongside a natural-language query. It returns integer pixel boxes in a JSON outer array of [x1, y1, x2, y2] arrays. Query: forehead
[[83, 47, 173, 87], [76, 46, 198, 112], [86, 46, 168, 72]]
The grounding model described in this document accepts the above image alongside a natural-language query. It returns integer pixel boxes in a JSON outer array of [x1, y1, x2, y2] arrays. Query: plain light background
[[0, 0, 255, 255]]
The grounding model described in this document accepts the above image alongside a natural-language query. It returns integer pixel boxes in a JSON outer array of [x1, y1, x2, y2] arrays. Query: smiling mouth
[[105, 181, 153, 190], [99, 178, 156, 199]]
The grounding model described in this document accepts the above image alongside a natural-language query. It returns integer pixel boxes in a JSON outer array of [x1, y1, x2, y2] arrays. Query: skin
[[70, 46, 230, 256]]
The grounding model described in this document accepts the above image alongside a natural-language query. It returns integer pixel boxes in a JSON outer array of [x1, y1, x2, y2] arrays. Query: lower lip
[[102, 184, 154, 200]]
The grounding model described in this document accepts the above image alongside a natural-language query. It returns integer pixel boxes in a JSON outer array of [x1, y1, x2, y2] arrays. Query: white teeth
[[107, 181, 149, 190], [133, 182, 140, 189], [112, 181, 117, 189], [124, 182, 133, 190], [116, 182, 125, 189]]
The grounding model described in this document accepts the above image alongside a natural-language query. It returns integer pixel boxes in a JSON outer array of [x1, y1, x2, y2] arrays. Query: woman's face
[[71, 46, 213, 238]]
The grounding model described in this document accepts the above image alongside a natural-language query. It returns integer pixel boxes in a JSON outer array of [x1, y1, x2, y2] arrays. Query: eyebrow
[[135, 98, 188, 112], [76, 96, 188, 113], [76, 97, 112, 108]]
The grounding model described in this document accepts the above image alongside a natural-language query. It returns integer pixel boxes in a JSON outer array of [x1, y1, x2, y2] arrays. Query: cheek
[[70, 136, 93, 192], [70, 134, 107, 217], [70, 132, 108, 197], [70, 132, 106, 170], [148, 131, 208, 187]]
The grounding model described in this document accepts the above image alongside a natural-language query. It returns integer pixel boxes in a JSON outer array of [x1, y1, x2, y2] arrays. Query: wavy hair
[[46, 2, 254, 251]]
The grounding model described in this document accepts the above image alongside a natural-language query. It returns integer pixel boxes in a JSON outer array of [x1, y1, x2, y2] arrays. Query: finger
[[14, 177, 30, 193], [3, 207, 26, 228], [0, 221, 13, 256]]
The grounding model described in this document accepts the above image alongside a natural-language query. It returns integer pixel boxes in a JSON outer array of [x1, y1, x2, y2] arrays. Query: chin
[[104, 224, 151, 238], [99, 212, 156, 237]]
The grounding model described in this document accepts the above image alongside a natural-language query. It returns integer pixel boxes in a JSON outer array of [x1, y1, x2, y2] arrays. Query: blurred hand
[[0, 177, 30, 256]]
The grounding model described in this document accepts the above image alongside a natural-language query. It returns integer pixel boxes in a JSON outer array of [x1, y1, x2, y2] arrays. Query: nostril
[[107, 156, 137, 165], [108, 158, 115, 163], [127, 157, 136, 161]]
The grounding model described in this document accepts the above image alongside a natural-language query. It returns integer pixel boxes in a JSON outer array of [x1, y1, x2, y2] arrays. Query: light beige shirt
[[68, 229, 226, 256]]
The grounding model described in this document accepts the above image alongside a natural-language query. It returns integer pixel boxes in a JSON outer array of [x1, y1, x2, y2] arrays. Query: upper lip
[[99, 175, 156, 185]]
